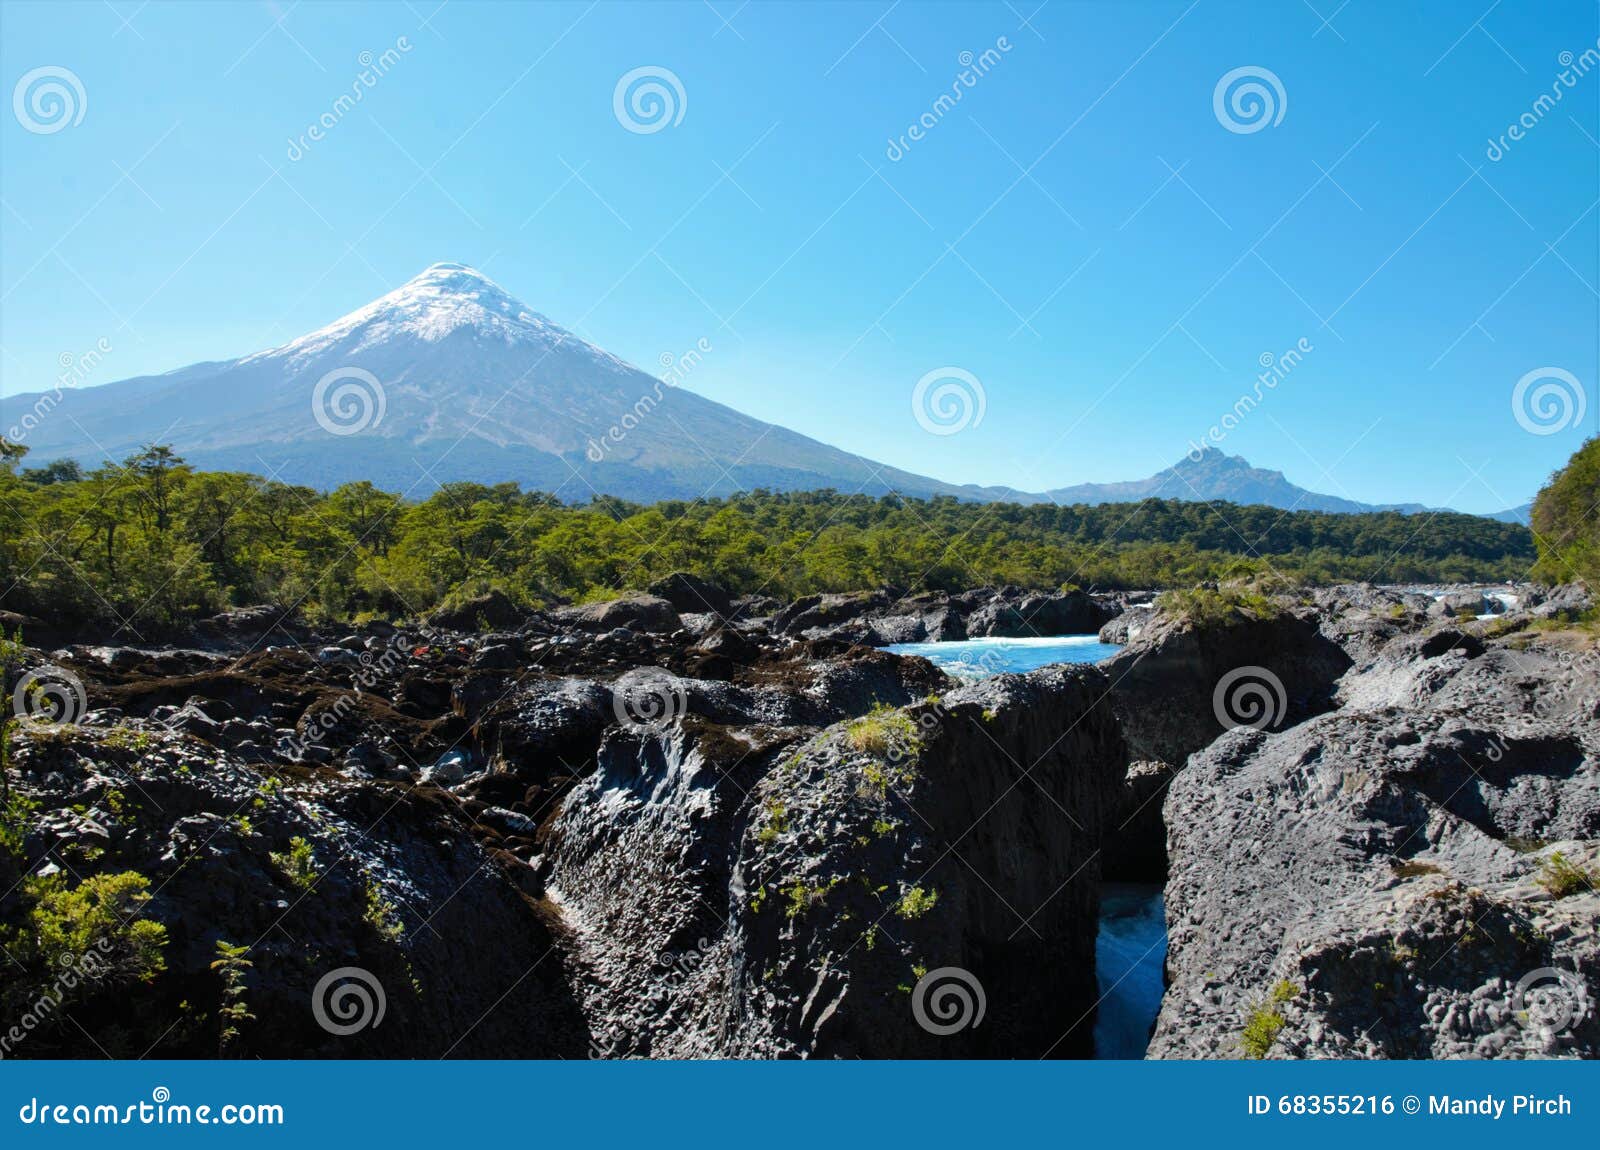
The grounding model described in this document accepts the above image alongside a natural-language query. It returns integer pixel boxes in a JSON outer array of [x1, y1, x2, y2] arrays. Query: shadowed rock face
[[1, 728, 589, 1058], [544, 665, 1126, 1058]]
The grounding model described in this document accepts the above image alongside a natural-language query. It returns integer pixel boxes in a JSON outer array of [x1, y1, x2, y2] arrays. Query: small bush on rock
[[1536, 851, 1598, 899], [1241, 980, 1299, 1058]]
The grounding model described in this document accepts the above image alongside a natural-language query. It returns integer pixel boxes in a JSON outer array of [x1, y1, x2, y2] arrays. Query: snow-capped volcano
[[3, 262, 968, 500], [256, 263, 622, 370], [3, 263, 1512, 515]]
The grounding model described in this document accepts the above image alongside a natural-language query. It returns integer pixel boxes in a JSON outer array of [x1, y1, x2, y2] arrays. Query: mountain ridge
[[3, 263, 1526, 520]]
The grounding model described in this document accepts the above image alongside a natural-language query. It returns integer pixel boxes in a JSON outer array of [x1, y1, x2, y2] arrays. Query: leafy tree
[[1530, 437, 1598, 588]]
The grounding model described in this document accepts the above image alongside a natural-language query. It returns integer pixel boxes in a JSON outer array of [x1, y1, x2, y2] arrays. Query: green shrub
[[210, 941, 255, 1056], [363, 881, 405, 942], [1158, 586, 1282, 628], [755, 799, 789, 845], [270, 836, 317, 890], [1241, 980, 1299, 1058], [896, 886, 939, 919], [0, 870, 168, 1001], [846, 703, 916, 757], [1535, 851, 1598, 899]]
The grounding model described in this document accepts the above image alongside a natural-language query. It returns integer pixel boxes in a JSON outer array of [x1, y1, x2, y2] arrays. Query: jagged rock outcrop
[[544, 664, 1126, 1058], [1100, 599, 1352, 768], [1150, 626, 1600, 1060], [769, 587, 1119, 646], [966, 589, 1116, 638], [426, 588, 525, 632], [647, 572, 734, 618], [566, 594, 683, 634]]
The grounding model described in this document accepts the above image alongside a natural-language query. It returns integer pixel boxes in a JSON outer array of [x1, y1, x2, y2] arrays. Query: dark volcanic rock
[[481, 677, 615, 782], [427, 588, 525, 632], [1101, 601, 1353, 768], [647, 572, 734, 617], [545, 664, 1125, 1058], [1, 724, 587, 1058], [1101, 760, 1173, 882], [570, 594, 683, 634], [967, 590, 1115, 637]]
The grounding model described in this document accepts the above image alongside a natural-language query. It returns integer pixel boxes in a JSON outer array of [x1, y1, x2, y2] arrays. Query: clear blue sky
[[2, 0, 1596, 512]]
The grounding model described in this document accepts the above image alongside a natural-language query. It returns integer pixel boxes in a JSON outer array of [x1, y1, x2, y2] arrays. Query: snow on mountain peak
[[261, 261, 589, 368]]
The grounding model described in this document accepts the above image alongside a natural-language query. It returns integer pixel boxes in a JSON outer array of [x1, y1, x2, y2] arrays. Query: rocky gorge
[[0, 577, 1594, 1059]]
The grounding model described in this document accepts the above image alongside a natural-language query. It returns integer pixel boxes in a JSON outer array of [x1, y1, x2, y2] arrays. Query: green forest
[[1530, 436, 1599, 589], [0, 440, 1558, 631]]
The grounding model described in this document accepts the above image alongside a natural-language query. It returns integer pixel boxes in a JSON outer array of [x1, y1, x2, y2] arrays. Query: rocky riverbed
[[0, 578, 1593, 1059]]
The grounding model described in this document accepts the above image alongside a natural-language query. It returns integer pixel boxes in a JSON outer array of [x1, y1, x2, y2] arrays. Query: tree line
[[0, 441, 1543, 631]]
